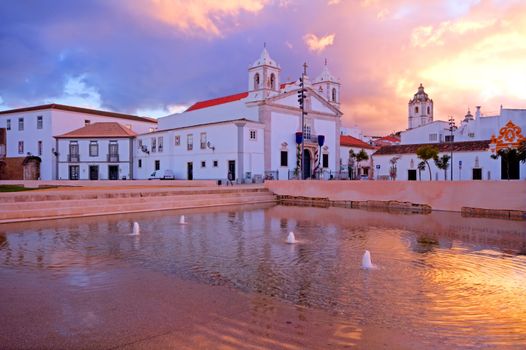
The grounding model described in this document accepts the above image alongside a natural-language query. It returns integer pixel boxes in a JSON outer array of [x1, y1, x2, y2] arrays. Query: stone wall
[[0, 157, 25, 180], [265, 180, 526, 214]]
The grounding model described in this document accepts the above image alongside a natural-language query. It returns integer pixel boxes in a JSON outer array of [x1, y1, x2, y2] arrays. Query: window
[[18, 141, 24, 154], [158, 137, 163, 152], [89, 141, 99, 157], [109, 141, 118, 155], [175, 135, 180, 146], [468, 132, 475, 138], [270, 73, 276, 90], [155, 160, 160, 171], [84, 120, 90, 126], [213, 160, 218, 167], [201, 161, 206, 168], [414, 106, 419, 114], [332, 88, 337, 102], [37, 116, 43, 129], [429, 133, 437, 142], [322, 154, 329, 168], [187, 134, 193, 150], [138, 159, 142, 168], [151, 137, 157, 152], [254, 73, 260, 89], [38, 141, 42, 156], [200, 132, 207, 149], [6, 119, 11, 130], [445, 135, 454, 142], [472, 168, 482, 180], [69, 141, 79, 162], [303, 125, 311, 140], [280, 151, 288, 167], [18, 118, 24, 131], [427, 106, 430, 115], [249, 130, 256, 140]]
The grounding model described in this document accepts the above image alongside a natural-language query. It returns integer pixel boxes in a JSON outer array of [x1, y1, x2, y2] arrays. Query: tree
[[433, 154, 451, 180], [416, 145, 439, 181], [356, 149, 369, 178], [348, 149, 356, 179], [389, 156, 400, 180]]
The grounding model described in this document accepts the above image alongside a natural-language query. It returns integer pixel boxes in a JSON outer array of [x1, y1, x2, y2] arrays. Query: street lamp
[[448, 116, 455, 181], [297, 62, 308, 179]]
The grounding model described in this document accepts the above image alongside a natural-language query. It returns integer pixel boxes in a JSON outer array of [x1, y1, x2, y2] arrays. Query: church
[[134, 47, 343, 182]]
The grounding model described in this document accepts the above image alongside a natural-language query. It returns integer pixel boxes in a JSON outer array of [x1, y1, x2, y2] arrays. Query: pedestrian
[[227, 170, 234, 186]]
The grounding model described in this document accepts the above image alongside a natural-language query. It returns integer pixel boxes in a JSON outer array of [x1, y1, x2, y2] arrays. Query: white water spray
[[362, 250, 375, 269], [287, 231, 297, 244]]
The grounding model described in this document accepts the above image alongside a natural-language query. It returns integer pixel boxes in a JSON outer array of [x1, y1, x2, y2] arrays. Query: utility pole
[[297, 62, 308, 179], [448, 116, 455, 181]]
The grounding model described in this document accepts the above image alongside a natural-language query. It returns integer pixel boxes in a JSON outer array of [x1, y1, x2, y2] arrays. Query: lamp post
[[448, 116, 455, 181], [297, 62, 308, 179]]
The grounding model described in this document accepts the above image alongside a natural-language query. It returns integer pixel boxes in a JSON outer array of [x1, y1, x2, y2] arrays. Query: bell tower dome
[[408, 83, 433, 129], [247, 45, 280, 101], [312, 59, 340, 108]]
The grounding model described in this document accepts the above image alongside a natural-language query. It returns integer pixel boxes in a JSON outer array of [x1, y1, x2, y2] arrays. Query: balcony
[[107, 154, 119, 162], [68, 154, 80, 162]]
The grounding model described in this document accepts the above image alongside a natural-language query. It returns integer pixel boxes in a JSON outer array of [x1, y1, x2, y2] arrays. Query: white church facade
[[134, 48, 343, 182]]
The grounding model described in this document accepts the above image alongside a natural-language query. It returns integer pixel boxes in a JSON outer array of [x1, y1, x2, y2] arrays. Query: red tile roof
[[340, 135, 375, 149], [186, 92, 249, 112], [378, 135, 400, 143], [373, 140, 490, 155], [0, 103, 157, 123], [55, 122, 137, 138]]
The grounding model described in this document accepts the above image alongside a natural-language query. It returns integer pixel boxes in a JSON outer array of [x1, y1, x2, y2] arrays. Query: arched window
[[331, 88, 337, 102], [415, 106, 419, 113], [254, 73, 260, 90], [270, 73, 276, 90], [427, 106, 430, 114]]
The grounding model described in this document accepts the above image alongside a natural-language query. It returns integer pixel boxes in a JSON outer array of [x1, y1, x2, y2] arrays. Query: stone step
[[0, 193, 276, 223], [0, 191, 273, 211]]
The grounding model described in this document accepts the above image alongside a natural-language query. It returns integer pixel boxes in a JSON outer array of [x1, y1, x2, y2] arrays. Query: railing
[[264, 170, 279, 181], [107, 154, 119, 162], [68, 154, 80, 162], [288, 169, 352, 180]]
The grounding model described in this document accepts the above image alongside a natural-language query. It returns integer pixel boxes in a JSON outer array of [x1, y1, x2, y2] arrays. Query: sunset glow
[[0, 0, 524, 134]]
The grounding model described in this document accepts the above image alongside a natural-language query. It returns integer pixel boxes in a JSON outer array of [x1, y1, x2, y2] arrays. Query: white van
[[148, 169, 175, 180]]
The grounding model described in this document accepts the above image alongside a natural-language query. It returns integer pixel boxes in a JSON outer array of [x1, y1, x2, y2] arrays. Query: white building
[[135, 48, 343, 182], [55, 122, 137, 180], [408, 84, 434, 129], [0, 104, 156, 180], [339, 135, 376, 179], [373, 86, 526, 181]]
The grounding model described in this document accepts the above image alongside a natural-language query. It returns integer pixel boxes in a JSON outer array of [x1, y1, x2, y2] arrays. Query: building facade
[[0, 104, 156, 180]]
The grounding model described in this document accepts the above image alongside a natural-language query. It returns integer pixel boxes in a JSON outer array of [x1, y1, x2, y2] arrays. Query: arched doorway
[[22, 156, 41, 180], [303, 149, 311, 179]]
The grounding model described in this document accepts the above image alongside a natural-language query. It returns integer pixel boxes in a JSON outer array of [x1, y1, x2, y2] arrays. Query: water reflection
[[0, 204, 525, 347]]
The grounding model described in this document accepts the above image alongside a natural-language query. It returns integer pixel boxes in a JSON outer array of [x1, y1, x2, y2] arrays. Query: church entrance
[[501, 154, 520, 180], [302, 149, 311, 179]]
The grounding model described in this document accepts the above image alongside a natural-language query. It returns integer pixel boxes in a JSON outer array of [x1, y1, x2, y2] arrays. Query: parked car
[[148, 170, 175, 180]]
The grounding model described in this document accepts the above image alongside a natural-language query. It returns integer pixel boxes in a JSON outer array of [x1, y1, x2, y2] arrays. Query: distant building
[[339, 135, 376, 179], [408, 84, 433, 129], [0, 104, 156, 180]]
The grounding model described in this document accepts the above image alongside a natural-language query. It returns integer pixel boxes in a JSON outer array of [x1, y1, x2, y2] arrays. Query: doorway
[[228, 160, 236, 181], [89, 165, 99, 180], [302, 149, 311, 179], [408, 169, 417, 181], [501, 154, 520, 180], [187, 162, 193, 180], [108, 165, 119, 180], [69, 165, 80, 180]]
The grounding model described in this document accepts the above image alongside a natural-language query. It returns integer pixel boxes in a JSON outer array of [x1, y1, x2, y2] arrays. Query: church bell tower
[[247, 45, 281, 101]]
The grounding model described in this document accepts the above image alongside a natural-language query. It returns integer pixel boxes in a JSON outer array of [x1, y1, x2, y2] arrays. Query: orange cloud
[[303, 33, 335, 53], [132, 0, 268, 37]]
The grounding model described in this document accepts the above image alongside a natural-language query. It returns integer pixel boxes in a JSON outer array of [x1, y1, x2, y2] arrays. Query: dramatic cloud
[[303, 33, 335, 53], [0, 0, 525, 134]]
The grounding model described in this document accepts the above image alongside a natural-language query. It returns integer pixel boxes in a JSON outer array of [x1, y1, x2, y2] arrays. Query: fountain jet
[[179, 215, 187, 225], [287, 231, 297, 244], [362, 250, 375, 269], [132, 222, 140, 236]]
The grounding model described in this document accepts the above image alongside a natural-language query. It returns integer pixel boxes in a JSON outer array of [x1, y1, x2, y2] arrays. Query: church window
[[331, 88, 337, 102], [427, 106, 430, 114], [270, 73, 276, 90], [201, 161, 206, 168], [213, 160, 218, 167], [158, 137, 163, 152], [415, 106, 419, 114], [322, 154, 329, 168], [151, 137, 156, 152], [254, 73, 260, 90], [303, 125, 311, 140], [249, 130, 257, 140]]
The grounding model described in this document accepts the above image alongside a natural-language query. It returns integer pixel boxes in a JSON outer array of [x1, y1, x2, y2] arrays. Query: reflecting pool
[[1, 204, 525, 349]]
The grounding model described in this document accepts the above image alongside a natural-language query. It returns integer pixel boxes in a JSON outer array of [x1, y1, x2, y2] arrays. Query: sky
[[1, 0, 525, 135]]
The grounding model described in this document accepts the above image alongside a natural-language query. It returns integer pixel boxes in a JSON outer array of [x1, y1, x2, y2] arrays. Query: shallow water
[[1, 204, 525, 348]]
